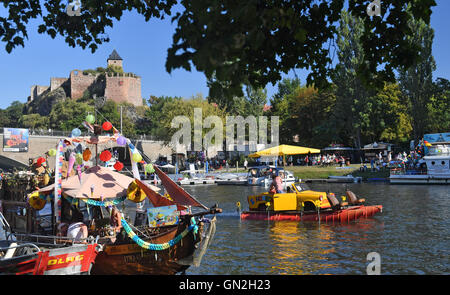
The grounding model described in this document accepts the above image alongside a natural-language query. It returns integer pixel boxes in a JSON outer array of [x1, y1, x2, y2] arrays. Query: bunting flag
[[54, 140, 64, 228]]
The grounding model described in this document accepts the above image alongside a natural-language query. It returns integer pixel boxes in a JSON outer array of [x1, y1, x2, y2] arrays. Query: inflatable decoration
[[126, 180, 147, 203], [102, 121, 112, 131], [83, 148, 92, 161], [113, 161, 124, 171], [100, 150, 112, 162]]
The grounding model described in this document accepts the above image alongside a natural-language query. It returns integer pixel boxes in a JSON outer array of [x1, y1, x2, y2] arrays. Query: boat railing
[[390, 168, 427, 175], [0, 211, 11, 233], [11, 232, 99, 247], [0, 242, 41, 254]]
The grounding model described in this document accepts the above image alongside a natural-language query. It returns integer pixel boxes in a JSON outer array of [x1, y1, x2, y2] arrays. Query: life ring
[[28, 191, 46, 210], [126, 180, 147, 203]]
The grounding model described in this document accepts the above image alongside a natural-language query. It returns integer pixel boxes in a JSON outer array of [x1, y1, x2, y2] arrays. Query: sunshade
[[248, 144, 321, 158], [38, 165, 160, 199]]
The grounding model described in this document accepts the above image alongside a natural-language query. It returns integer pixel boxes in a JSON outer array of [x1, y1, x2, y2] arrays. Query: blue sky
[[0, 1, 449, 110]]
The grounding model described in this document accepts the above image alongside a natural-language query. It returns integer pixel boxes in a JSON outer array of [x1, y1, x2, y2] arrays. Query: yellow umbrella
[[249, 144, 321, 167], [250, 144, 320, 157]]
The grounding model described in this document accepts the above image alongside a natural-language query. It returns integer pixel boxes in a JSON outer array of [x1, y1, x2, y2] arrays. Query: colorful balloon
[[132, 152, 142, 163], [86, 114, 95, 124], [100, 150, 112, 162], [117, 136, 127, 146], [71, 128, 81, 137], [48, 149, 57, 157], [102, 121, 112, 131]]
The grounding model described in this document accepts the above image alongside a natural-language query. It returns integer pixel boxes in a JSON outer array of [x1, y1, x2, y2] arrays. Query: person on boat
[[67, 210, 88, 242], [269, 173, 283, 194], [110, 206, 122, 233]]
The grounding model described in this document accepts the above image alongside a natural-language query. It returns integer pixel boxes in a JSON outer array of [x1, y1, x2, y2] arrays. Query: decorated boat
[[0, 240, 100, 275], [1, 115, 221, 275], [0, 171, 100, 275], [240, 182, 382, 222]]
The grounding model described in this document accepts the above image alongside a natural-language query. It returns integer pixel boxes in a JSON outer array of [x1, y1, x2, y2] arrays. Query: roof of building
[[107, 49, 123, 60]]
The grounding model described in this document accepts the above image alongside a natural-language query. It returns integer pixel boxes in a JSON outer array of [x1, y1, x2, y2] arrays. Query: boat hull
[[0, 244, 99, 275], [240, 205, 382, 222], [90, 222, 201, 275], [389, 175, 450, 184]]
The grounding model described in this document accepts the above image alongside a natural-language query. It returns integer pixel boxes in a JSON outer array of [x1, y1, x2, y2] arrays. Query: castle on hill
[[29, 50, 142, 106]]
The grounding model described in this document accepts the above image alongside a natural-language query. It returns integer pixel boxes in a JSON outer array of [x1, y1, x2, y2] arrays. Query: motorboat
[[241, 182, 382, 222], [389, 133, 450, 184]]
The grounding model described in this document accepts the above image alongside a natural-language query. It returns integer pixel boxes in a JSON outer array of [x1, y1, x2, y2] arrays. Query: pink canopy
[[38, 166, 160, 199]]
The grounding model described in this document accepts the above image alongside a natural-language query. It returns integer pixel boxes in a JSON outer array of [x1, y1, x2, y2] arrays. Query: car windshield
[[294, 183, 310, 191]]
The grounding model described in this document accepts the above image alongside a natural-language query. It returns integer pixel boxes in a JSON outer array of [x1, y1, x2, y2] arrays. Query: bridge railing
[[0, 127, 160, 141]]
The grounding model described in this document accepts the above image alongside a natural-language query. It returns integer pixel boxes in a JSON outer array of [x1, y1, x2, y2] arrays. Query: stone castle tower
[[29, 50, 142, 106]]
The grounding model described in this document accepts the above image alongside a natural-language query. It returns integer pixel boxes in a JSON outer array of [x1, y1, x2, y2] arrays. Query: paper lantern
[[75, 153, 83, 165], [145, 164, 154, 174], [113, 161, 124, 171], [132, 152, 142, 163], [48, 149, 57, 157], [102, 121, 112, 131], [83, 148, 92, 161], [100, 150, 112, 162], [117, 136, 127, 146], [126, 180, 147, 203], [86, 114, 95, 124], [28, 192, 46, 210], [71, 128, 81, 137], [36, 157, 46, 166]]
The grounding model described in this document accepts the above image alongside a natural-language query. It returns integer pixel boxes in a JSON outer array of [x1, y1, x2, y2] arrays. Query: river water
[[183, 183, 449, 275], [1, 182, 448, 274]]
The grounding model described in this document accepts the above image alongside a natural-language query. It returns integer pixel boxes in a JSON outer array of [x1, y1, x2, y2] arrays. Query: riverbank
[[213, 164, 390, 181], [288, 165, 390, 181]]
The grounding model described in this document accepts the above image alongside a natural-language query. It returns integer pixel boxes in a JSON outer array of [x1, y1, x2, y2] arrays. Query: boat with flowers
[[240, 182, 382, 222], [1, 116, 221, 275]]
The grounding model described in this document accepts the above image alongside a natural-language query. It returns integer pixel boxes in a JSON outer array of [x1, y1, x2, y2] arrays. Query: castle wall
[[69, 70, 98, 99], [30, 85, 50, 101], [104, 74, 142, 106], [50, 77, 69, 91]]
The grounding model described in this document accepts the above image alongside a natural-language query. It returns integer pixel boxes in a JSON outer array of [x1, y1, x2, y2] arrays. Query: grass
[[212, 164, 391, 181]]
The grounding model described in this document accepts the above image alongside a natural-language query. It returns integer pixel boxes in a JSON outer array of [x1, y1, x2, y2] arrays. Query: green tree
[[159, 95, 227, 143], [19, 113, 50, 130], [332, 11, 374, 149], [398, 12, 436, 144], [49, 99, 94, 130], [0, 1, 437, 99], [363, 83, 412, 144], [427, 78, 450, 133], [1, 101, 25, 128]]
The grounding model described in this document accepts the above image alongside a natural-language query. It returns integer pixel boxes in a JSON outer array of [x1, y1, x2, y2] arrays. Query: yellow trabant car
[[247, 182, 335, 212]]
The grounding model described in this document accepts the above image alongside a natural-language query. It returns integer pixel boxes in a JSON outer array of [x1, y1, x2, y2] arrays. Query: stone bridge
[[0, 133, 180, 171]]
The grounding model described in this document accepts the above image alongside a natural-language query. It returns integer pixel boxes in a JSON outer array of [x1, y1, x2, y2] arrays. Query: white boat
[[246, 166, 296, 187], [389, 133, 450, 184], [263, 169, 297, 188], [328, 175, 362, 183], [215, 174, 248, 185]]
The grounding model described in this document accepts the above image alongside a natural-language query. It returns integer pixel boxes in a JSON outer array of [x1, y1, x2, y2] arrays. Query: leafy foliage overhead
[[0, 0, 437, 98]]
